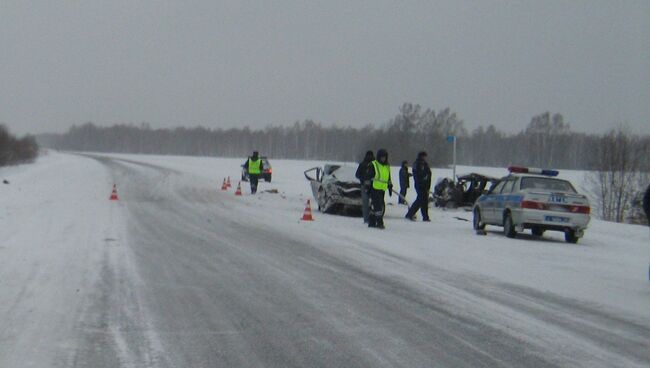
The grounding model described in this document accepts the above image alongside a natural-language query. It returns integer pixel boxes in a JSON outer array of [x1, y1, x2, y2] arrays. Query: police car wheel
[[473, 208, 485, 230], [565, 230, 579, 244], [503, 213, 517, 238]]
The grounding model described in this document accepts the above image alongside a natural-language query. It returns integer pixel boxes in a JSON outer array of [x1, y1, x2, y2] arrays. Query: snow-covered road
[[1, 152, 649, 367]]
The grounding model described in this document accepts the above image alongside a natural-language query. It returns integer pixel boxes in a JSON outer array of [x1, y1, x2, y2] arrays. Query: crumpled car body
[[304, 165, 362, 215], [434, 173, 499, 208]]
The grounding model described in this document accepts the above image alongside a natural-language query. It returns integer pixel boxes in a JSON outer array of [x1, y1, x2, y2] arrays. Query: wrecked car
[[304, 165, 362, 215], [434, 173, 499, 208]]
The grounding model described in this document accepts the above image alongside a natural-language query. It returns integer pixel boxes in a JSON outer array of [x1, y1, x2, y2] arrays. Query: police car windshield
[[520, 177, 576, 193]]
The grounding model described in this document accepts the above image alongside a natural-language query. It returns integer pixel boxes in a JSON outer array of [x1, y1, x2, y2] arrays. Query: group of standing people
[[355, 149, 392, 228], [355, 149, 433, 229]]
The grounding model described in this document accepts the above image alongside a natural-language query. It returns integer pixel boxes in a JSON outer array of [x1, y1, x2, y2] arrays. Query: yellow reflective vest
[[371, 160, 390, 191], [248, 158, 262, 174]]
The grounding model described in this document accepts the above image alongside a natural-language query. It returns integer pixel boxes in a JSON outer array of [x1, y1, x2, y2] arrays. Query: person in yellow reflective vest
[[243, 151, 264, 194], [364, 149, 393, 229]]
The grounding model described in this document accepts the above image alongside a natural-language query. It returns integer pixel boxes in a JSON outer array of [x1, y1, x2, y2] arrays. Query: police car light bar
[[507, 166, 559, 177]]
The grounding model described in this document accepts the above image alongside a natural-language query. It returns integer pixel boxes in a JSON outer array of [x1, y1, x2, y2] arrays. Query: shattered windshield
[[330, 166, 358, 182]]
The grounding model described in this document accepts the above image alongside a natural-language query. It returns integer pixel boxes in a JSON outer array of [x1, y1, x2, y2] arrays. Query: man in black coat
[[405, 151, 432, 222], [643, 185, 650, 225], [355, 150, 374, 223], [398, 161, 411, 205]]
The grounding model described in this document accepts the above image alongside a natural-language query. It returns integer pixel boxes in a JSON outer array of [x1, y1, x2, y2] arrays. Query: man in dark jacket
[[365, 149, 392, 229], [356, 150, 374, 223], [398, 161, 411, 205], [243, 151, 263, 194], [643, 185, 650, 225], [405, 151, 432, 222]]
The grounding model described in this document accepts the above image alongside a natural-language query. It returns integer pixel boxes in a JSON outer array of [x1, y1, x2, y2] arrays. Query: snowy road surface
[[1, 152, 649, 367]]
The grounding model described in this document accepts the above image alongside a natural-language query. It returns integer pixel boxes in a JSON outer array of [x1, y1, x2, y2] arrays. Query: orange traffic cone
[[221, 178, 228, 191], [235, 181, 243, 196], [226, 176, 232, 188], [301, 200, 314, 221], [109, 184, 119, 201]]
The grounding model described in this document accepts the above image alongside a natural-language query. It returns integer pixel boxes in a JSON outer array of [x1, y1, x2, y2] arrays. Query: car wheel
[[265, 175, 272, 183], [531, 227, 545, 237], [473, 208, 486, 230], [503, 212, 517, 238], [565, 230, 579, 244]]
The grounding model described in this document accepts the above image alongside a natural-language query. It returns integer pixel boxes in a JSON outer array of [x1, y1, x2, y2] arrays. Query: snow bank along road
[[1, 152, 649, 368]]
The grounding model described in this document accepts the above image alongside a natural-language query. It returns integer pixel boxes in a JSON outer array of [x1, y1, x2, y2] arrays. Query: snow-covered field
[[1, 151, 649, 367]]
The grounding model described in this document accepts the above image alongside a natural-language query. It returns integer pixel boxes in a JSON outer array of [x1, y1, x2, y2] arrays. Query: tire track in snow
[[69, 157, 174, 368]]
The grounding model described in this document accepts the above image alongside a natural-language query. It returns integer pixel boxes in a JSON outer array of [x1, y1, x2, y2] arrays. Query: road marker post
[[447, 135, 457, 183]]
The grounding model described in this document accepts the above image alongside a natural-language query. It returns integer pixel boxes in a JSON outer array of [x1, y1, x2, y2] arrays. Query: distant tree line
[[0, 125, 39, 167], [38, 103, 649, 172], [36, 104, 650, 223]]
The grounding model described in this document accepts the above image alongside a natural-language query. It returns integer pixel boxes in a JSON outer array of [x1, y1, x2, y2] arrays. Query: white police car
[[472, 166, 590, 243]]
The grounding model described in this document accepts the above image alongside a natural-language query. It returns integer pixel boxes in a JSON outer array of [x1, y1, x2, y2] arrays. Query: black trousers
[[399, 186, 408, 204], [368, 188, 386, 227], [406, 189, 430, 220], [249, 174, 259, 194]]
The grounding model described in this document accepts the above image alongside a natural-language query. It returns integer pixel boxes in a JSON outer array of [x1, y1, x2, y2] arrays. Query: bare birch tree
[[589, 127, 649, 222]]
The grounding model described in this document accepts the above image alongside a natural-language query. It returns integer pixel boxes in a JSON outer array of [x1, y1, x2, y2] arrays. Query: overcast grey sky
[[1, 1, 648, 135]]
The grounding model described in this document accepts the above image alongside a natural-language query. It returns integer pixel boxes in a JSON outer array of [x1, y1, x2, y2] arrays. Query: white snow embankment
[[0, 152, 126, 367]]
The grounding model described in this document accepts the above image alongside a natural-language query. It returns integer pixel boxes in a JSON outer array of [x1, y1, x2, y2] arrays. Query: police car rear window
[[520, 177, 576, 193]]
